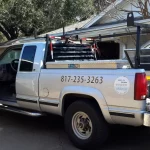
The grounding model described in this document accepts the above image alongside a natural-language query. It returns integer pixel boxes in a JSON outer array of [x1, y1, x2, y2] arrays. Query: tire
[[64, 100, 109, 149]]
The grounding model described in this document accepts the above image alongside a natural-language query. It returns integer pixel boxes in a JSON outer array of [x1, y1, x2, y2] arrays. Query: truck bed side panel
[[39, 68, 145, 125]]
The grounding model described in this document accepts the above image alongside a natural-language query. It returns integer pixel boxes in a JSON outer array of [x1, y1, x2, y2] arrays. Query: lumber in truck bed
[[46, 60, 129, 69]]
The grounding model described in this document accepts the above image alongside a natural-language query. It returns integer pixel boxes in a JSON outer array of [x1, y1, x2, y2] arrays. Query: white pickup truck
[[0, 35, 149, 149]]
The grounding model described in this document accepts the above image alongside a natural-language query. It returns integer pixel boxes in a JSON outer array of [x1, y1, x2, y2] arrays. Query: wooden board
[[46, 60, 128, 69]]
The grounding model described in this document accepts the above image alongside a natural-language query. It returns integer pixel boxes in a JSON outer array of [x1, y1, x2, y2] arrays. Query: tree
[[0, 32, 6, 43], [0, 0, 47, 40], [0, 0, 95, 41], [34, 0, 95, 30], [63, 0, 95, 21], [98, 0, 150, 20], [93, 0, 114, 12], [116, 0, 150, 19]]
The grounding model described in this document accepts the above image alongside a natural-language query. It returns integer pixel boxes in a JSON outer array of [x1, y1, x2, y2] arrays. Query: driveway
[[0, 111, 150, 150]]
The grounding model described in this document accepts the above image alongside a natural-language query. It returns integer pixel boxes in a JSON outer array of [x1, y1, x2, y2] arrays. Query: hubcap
[[72, 112, 93, 140]]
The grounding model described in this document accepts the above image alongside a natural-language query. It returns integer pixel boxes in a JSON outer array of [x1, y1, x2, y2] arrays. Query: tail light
[[134, 73, 148, 100]]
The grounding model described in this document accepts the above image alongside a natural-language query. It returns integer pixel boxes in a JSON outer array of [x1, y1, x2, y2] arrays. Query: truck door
[[16, 43, 45, 111]]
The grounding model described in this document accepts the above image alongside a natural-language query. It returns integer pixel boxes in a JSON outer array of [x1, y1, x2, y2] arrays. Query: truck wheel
[[64, 100, 109, 149]]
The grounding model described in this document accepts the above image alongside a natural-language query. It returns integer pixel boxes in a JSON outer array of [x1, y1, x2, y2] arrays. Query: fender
[[59, 86, 114, 124]]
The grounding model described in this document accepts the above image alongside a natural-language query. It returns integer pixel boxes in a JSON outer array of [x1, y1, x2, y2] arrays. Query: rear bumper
[[108, 99, 150, 127], [143, 112, 150, 126], [144, 100, 150, 126], [143, 99, 150, 127]]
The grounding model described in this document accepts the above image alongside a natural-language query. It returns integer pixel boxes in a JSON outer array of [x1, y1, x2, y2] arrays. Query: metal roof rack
[[42, 12, 150, 69], [42, 34, 97, 68], [127, 12, 150, 69]]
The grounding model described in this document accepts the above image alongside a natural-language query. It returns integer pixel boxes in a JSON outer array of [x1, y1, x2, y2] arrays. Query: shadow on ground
[[0, 111, 150, 150]]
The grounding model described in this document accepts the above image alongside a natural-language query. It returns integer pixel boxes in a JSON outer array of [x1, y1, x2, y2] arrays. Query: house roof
[[39, 0, 150, 40], [82, 0, 124, 28], [40, 18, 93, 37], [63, 18, 150, 39], [39, 0, 125, 37]]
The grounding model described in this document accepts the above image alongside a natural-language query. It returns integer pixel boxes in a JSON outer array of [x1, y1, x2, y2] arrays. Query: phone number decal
[[61, 76, 103, 84]]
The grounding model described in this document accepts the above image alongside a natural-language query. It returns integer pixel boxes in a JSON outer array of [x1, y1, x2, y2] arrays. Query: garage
[[96, 41, 120, 60]]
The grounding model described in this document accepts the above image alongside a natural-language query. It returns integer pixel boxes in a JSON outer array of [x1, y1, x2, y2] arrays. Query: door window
[[0, 49, 21, 65], [19, 46, 36, 72]]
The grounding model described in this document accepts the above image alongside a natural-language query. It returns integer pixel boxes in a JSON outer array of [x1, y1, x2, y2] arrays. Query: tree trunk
[[0, 25, 11, 40]]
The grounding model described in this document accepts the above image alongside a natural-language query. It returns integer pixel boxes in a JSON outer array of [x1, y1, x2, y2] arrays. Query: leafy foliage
[[0, 0, 95, 41], [1, 0, 149, 42], [0, 32, 6, 42], [0, 0, 46, 40], [93, 0, 112, 12]]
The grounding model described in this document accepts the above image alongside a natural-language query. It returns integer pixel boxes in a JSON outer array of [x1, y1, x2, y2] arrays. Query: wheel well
[[62, 94, 102, 116]]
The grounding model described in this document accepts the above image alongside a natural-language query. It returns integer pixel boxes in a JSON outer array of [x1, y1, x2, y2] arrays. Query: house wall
[[119, 34, 150, 58], [101, 34, 150, 59]]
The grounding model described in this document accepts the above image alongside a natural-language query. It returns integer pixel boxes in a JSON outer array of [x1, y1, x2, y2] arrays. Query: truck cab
[[0, 41, 96, 111], [0, 42, 45, 109]]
